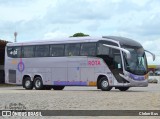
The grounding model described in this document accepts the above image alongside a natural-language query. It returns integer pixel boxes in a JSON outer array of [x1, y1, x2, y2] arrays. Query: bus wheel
[[52, 86, 65, 90], [34, 77, 44, 90], [99, 77, 112, 91], [118, 87, 129, 91], [23, 77, 33, 90]]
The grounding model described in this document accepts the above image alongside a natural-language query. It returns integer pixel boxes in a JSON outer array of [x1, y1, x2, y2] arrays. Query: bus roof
[[6, 36, 142, 47], [103, 36, 142, 47], [6, 36, 113, 46]]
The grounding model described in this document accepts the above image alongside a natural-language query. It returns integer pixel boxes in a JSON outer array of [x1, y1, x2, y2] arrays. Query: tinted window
[[98, 40, 118, 46], [65, 44, 80, 56], [50, 44, 64, 57], [7, 46, 21, 58], [22, 46, 35, 58], [97, 42, 121, 68], [97, 43, 110, 55], [80, 43, 96, 56], [35, 45, 49, 57]]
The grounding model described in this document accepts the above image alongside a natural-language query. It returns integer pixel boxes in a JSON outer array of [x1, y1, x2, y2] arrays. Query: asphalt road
[[0, 84, 160, 119]]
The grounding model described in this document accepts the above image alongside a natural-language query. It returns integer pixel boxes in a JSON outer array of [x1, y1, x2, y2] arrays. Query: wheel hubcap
[[102, 80, 108, 88], [25, 80, 30, 87], [35, 80, 41, 88]]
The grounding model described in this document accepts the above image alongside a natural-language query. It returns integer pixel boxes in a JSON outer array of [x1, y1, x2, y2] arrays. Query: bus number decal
[[88, 60, 100, 66]]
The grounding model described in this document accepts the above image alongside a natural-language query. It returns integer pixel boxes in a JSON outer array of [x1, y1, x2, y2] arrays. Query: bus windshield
[[123, 46, 148, 75]]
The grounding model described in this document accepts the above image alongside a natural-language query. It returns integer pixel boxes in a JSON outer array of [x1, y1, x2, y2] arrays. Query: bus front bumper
[[119, 73, 148, 87], [123, 79, 148, 87]]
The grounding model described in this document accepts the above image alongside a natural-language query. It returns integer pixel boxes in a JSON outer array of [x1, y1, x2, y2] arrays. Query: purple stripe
[[54, 81, 87, 86], [129, 73, 145, 81]]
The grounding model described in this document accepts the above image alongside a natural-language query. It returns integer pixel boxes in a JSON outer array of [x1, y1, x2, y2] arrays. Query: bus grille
[[9, 70, 16, 83]]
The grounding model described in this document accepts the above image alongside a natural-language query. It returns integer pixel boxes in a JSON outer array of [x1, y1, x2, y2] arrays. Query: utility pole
[[14, 32, 17, 42]]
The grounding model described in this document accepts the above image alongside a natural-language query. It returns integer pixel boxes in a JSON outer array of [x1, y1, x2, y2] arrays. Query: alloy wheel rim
[[35, 80, 41, 88], [25, 80, 31, 87], [102, 80, 108, 88]]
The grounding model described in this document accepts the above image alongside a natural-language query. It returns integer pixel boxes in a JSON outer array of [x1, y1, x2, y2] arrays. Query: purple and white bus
[[5, 36, 155, 91]]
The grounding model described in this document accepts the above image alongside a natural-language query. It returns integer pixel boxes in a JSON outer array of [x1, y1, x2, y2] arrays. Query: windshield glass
[[123, 46, 148, 75]]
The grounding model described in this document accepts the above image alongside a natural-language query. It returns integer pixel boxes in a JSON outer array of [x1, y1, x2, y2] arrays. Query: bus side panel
[[52, 57, 68, 85], [20, 58, 53, 85], [5, 57, 22, 85], [52, 67, 67, 85], [53, 57, 96, 86], [45, 72, 52, 85], [80, 67, 95, 86], [68, 60, 80, 80]]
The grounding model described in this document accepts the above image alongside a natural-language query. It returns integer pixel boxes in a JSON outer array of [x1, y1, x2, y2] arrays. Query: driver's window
[[112, 48, 122, 70], [114, 54, 122, 70]]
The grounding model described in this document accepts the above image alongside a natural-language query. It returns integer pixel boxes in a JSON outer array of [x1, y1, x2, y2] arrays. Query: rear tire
[[34, 77, 44, 90], [99, 77, 112, 91], [23, 77, 33, 90], [118, 87, 129, 91], [52, 86, 65, 90]]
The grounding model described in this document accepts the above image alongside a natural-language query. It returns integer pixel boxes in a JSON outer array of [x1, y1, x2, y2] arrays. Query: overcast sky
[[0, 0, 160, 65]]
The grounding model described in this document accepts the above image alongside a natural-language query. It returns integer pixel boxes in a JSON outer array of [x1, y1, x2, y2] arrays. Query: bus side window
[[80, 43, 96, 56], [97, 43, 110, 55], [35, 45, 49, 57], [50, 44, 64, 57], [112, 48, 122, 69], [7, 46, 21, 58], [114, 54, 122, 69], [65, 44, 80, 56], [22, 46, 34, 58], [97, 43, 113, 67]]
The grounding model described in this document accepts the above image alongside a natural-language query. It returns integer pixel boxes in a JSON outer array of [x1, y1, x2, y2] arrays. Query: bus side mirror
[[145, 50, 155, 61]]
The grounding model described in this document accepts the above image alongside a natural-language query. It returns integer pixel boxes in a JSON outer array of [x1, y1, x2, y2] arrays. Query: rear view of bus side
[[5, 36, 155, 91]]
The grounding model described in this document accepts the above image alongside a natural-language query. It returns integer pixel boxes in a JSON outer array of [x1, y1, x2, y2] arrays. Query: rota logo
[[88, 60, 101, 66]]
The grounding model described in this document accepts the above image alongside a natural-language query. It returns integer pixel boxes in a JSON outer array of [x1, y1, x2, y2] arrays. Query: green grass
[[0, 84, 16, 87]]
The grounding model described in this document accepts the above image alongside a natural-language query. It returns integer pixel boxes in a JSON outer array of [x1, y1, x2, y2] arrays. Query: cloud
[[0, 0, 56, 22], [142, 38, 160, 65], [0, 0, 160, 64], [147, 55, 160, 65], [44, 31, 68, 39]]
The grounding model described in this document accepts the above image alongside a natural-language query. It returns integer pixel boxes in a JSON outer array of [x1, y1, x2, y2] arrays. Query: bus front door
[[111, 53, 124, 83]]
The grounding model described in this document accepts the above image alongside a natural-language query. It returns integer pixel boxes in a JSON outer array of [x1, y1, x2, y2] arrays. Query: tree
[[71, 32, 89, 37]]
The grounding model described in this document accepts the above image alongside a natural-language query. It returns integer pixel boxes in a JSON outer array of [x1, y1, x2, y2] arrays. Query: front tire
[[99, 77, 112, 91], [118, 87, 129, 91], [52, 86, 65, 90], [23, 77, 33, 90], [34, 77, 44, 90]]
